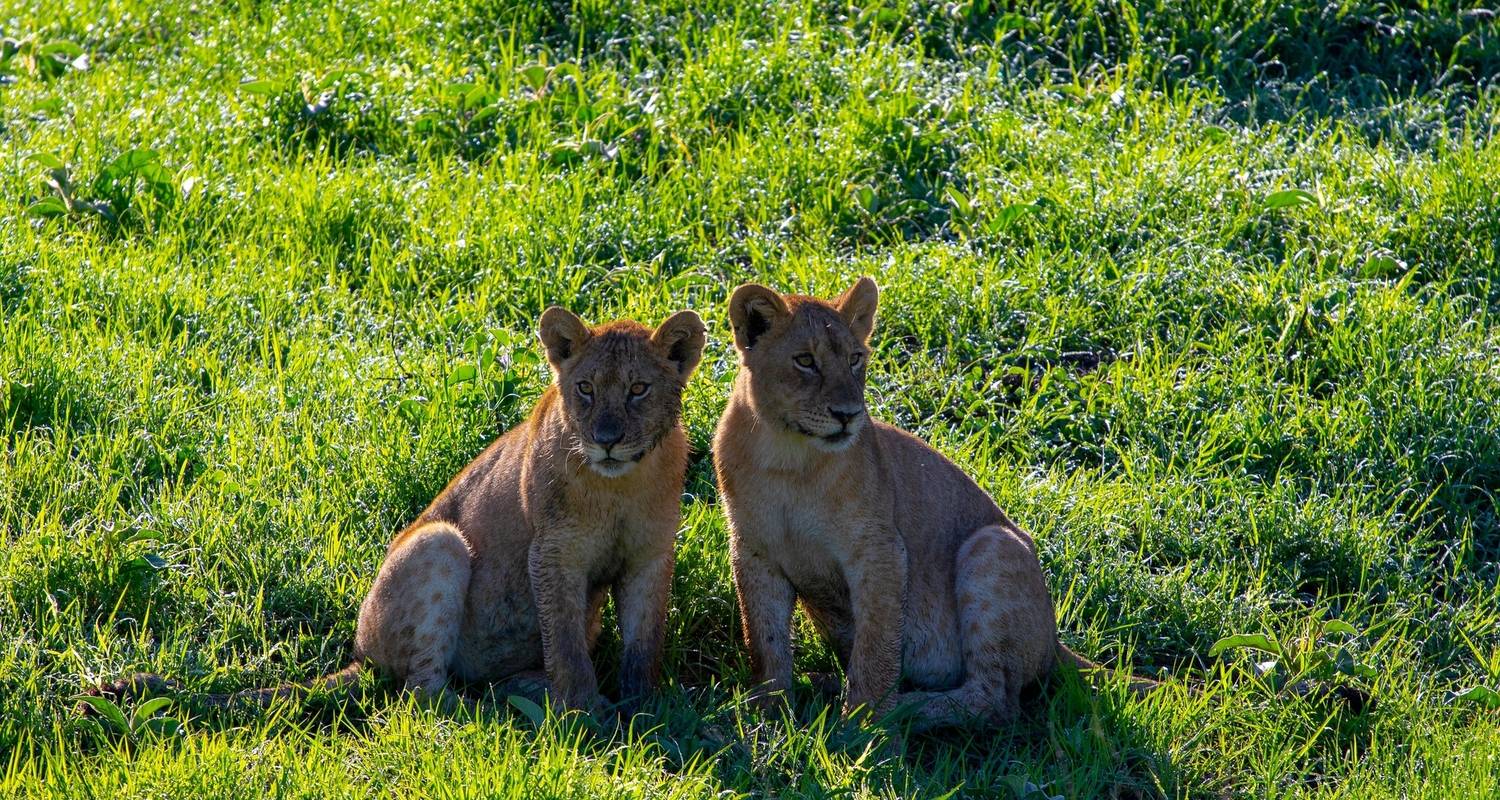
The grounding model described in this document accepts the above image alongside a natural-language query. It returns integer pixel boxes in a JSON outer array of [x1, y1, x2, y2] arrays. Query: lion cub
[[713, 278, 1151, 730], [88, 307, 705, 716], [356, 306, 705, 712]]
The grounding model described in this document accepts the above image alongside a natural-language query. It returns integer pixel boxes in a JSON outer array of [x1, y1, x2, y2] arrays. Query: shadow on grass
[[900, 1, 1499, 139]]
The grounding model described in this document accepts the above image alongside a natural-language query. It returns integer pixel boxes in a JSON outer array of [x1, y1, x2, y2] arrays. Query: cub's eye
[[849, 351, 865, 368], [576, 381, 594, 398], [793, 353, 816, 370], [629, 382, 651, 398]]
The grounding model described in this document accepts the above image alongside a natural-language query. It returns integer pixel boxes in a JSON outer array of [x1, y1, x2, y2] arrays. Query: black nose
[[828, 406, 862, 426], [593, 415, 624, 448]]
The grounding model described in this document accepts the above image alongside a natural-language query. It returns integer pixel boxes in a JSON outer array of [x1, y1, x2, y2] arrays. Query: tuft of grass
[[2, 0, 1499, 796]]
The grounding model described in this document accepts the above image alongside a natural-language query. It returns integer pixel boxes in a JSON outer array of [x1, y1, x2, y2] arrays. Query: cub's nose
[[593, 415, 625, 448], [828, 405, 863, 426]]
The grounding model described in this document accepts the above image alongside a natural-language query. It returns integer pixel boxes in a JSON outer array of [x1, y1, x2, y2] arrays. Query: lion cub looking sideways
[[88, 307, 705, 716], [714, 278, 1151, 730]]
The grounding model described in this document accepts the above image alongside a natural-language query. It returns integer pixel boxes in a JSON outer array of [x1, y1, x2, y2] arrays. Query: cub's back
[[869, 421, 1011, 555]]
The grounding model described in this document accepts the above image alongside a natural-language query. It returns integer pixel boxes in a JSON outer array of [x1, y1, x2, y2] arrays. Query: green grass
[[3, 0, 1500, 796]]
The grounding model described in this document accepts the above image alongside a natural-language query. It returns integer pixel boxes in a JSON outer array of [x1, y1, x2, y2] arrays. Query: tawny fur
[[713, 278, 1157, 731], [84, 307, 706, 716]]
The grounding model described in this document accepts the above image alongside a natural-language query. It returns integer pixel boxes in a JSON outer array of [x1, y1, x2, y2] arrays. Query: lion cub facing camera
[[87, 307, 705, 716], [713, 278, 1156, 730], [355, 306, 706, 712]]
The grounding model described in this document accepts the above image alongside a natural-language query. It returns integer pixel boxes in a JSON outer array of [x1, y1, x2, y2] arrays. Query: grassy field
[[3, 0, 1500, 796]]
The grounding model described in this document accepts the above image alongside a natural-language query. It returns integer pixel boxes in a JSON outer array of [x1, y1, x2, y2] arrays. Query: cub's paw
[[745, 680, 793, 714], [615, 691, 661, 721], [805, 672, 844, 699], [840, 693, 896, 724], [551, 689, 609, 719]]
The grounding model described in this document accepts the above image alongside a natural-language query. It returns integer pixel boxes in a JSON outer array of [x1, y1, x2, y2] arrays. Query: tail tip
[[74, 673, 180, 716]]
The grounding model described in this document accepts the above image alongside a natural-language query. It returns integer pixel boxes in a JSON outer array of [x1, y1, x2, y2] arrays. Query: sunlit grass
[[2, 0, 1498, 797]]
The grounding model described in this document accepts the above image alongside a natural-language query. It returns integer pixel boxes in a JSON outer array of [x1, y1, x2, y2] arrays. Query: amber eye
[[849, 351, 864, 368], [576, 381, 594, 398], [629, 382, 650, 398], [793, 353, 816, 370]]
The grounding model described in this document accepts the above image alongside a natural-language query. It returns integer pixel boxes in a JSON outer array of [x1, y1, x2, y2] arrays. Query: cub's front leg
[[841, 534, 907, 718], [528, 530, 605, 713], [612, 547, 674, 706], [729, 535, 797, 707]]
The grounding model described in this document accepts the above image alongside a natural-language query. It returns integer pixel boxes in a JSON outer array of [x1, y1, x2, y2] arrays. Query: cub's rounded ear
[[836, 276, 878, 343], [728, 283, 789, 352], [538, 306, 591, 372], [652, 310, 707, 380]]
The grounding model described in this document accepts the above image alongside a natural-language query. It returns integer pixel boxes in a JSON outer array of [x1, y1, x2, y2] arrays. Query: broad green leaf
[[1322, 619, 1359, 638], [26, 199, 68, 217], [140, 717, 182, 737], [548, 142, 582, 165], [549, 63, 583, 83], [508, 695, 547, 727], [447, 364, 477, 385], [73, 695, 129, 733], [239, 79, 282, 95], [137, 162, 176, 187], [987, 202, 1036, 232], [38, 40, 84, 59], [1264, 189, 1319, 210], [131, 697, 174, 729], [1448, 686, 1500, 708], [470, 106, 501, 126], [29, 152, 65, 170], [139, 553, 168, 570], [517, 64, 549, 92], [126, 528, 165, 544], [105, 149, 161, 177], [944, 185, 972, 217], [666, 272, 713, 291], [1200, 125, 1230, 144], [442, 81, 476, 100], [1360, 252, 1405, 278], [397, 397, 427, 423], [462, 85, 497, 110], [1209, 633, 1283, 658]]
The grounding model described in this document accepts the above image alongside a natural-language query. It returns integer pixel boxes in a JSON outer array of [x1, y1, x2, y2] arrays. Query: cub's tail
[[1056, 643, 1163, 696], [76, 662, 364, 716]]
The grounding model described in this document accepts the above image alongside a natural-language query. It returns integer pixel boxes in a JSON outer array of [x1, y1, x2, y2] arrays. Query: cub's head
[[728, 277, 878, 453], [539, 307, 706, 477]]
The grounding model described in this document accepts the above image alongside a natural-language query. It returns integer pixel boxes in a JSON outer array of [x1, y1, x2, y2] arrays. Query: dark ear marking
[[652, 310, 707, 379], [744, 310, 770, 347], [728, 283, 789, 351]]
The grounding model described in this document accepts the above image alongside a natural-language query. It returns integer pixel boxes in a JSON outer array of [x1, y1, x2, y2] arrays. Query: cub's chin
[[804, 426, 862, 453], [588, 458, 639, 478]]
